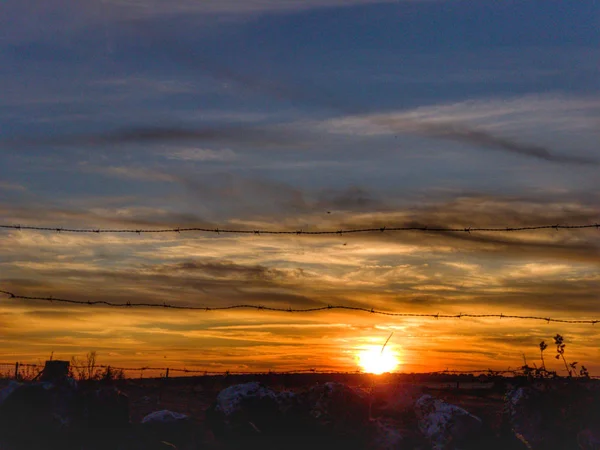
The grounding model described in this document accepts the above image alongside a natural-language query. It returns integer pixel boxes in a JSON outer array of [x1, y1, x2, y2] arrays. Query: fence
[[0, 362, 45, 380], [1, 222, 599, 236], [2, 289, 599, 324], [0, 362, 356, 381], [2, 361, 599, 381]]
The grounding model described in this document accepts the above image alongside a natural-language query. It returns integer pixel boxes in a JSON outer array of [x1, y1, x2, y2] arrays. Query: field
[[2, 372, 599, 449], [125, 376, 506, 448]]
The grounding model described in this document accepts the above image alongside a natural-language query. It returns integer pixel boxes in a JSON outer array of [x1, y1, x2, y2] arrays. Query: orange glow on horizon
[[357, 345, 400, 374]]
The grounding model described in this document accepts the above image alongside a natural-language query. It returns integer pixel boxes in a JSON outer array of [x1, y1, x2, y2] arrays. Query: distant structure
[[35, 360, 70, 383]]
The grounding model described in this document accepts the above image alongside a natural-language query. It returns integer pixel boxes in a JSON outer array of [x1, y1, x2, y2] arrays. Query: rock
[[141, 410, 192, 449], [0, 381, 22, 406], [504, 387, 545, 449], [142, 410, 189, 424], [206, 381, 374, 449], [504, 384, 600, 450], [578, 429, 600, 450], [371, 383, 424, 417], [415, 394, 482, 450], [80, 386, 130, 430], [64, 377, 78, 390], [0, 383, 131, 450], [305, 382, 370, 427], [0, 382, 77, 448], [213, 382, 283, 417], [207, 382, 296, 439], [134, 395, 152, 404], [369, 418, 405, 450], [300, 382, 371, 448]]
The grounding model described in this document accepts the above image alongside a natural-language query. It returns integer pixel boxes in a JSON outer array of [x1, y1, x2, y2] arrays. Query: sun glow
[[357, 345, 400, 374]]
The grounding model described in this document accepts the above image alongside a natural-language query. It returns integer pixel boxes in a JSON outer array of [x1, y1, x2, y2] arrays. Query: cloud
[[164, 147, 237, 162], [0, 0, 412, 51], [2, 194, 598, 311], [2, 125, 287, 147], [144, 34, 597, 166], [1, 192, 599, 372], [393, 120, 595, 165], [103, 0, 405, 16], [90, 165, 180, 182], [324, 95, 600, 165], [7, 49, 596, 167], [90, 76, 198, 94], [153, 260, 291, 282], [0, 181, 26, 191], [0, 202, 213, 229], [315, 186, 384, 211], [176, 174, 312, 217], [1, 124, 316, 154]]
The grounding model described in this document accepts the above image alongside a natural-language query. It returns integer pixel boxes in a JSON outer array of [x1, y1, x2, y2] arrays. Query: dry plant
[[70, 351, 103, 381], [553, 334, 588, 378], [518, 334, 587, 379]]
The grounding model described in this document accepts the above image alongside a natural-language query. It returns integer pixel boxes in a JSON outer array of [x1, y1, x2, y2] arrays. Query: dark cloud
[[4, 33, 594, 166], [159, 260, 286, 281], [3, 254, 599, 315], [22, 309, 83, 319], [316, 186, 384, 211], [1, 193, 599, 266], [430, 348, 500, 359], [374, 117, 598, 165], [3, 106, 593, 167], [459, 285, 600, 313], [0, 263, 323, 310], [177, 173, 312, 216], [1, 124, 303, 150], [480, 334, 541, 346], [400, 230, 600, 264], [140, 29, 596, 166]]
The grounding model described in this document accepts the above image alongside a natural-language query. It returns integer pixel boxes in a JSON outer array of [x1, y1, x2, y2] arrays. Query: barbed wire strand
[[1, 289, 598, 324], [1, 222, 599, 236], [3, 362, 598, 378]]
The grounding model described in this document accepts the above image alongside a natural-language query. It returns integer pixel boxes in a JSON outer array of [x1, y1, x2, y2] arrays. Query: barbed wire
[[1, 289, 598, 324], [1, 222, 599, 236], [3, 362, 598, 378], [0, 363, 493, 374], [0, 362, 344, 376]]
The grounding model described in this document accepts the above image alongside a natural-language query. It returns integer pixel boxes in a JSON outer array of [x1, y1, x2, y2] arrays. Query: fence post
[[166, 368, 169, 379], [14, 362, 19, 380]]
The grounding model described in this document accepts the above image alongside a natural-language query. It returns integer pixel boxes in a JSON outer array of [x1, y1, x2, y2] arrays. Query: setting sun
[[357, 346, 400, 374]]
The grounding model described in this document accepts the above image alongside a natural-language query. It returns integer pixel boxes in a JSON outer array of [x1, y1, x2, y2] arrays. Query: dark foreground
[[0, 374, 599, 450]]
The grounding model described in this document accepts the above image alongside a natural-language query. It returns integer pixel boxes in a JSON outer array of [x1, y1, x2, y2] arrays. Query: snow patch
[[215, 382, 279, 416], [142, 410, 188, 424], [416, 394, 482, 450]]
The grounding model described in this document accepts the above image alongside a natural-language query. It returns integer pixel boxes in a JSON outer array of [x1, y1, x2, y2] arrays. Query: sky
[[0, 0, 599, 376]]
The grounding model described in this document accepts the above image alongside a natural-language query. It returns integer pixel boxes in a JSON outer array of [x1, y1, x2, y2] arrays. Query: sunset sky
[[1, 0, 599, 375]]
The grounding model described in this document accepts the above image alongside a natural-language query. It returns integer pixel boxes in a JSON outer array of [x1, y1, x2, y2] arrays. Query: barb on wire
[[0, 222, 599, 236], [1, 289, 598, 324]]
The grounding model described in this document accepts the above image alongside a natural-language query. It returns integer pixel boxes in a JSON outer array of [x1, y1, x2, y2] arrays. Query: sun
[[357, 345, 400, 374]]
